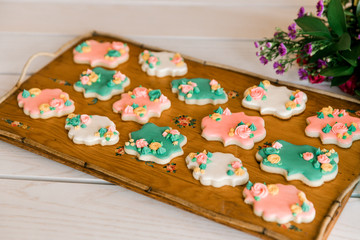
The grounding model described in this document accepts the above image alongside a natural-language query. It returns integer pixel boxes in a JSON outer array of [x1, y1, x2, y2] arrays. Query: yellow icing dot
[[267, 154, 281, 164], [200, 169, 205, 174], [211, 84, 220, 91], [228, 128, 235, 137], [104, 131, 113, 139], [188, 152, 197, 159], [94, 132, 100, 136], [29, 88, 42, 96], [329, 149, 335, 154], [210, 113, 222, 121], [113, 78, 123, 84], [89, 72, 98, 82], [321, 148, 328, 152], [298, 191, 307, 202], [344, 132, 350, 137], [134, 107, 147, 116], [285, 101, 296, 109], [351, 122, 358, 128], [67, 113, 76, 119], [125, 142, 130, 146], [235, 168, 245, 176], [321, 163, 333, 172], [244, 89, 251, 96], [142, 52, 150, 61], [119, 48, 127, 55], [187, 93, 192, 98], [267, 184, 279, 195], [130, 142, 135, 146], [320, 106, 333, 115], [337, 133, 343, 139], [262, 80, 270, 87], [193, 167, 200, 173], [176, 62, 184, 67], [60, 94, 69, 101], [149, 142, 162, 150], [82, 46, 91, 53], [292, 89, 301, 95], [75, 126, 80, 130], [129, 139, 134, 143], [39, 103, 50, 112], [290, 204, 302, 215], [173, 141, 178, 145]]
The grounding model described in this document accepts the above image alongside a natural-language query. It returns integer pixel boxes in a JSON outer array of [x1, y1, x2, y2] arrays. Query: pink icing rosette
[[124, 105, 134, 114], [339, 109, 348, 116], [113, 71, 126, 81], [181, 84, 194, 94], [80, 114, 91, 124], [250, 87, 266, 100], [85, 69, 92, 75], [331, 122, 348, 134], [112, 41, 125, 50], [133, 87, 148, 98], [231, 161, 242, 169], [234, 125, 251, 139], [135, 139, 148, 148], [251, 183, 269, 199], [148, 56, 158, 64], [107, 125, 116, 132], [302, 152, 314, 161], [317, 154, 330, 164], [50, 98, 65, 109], [159, 94, 168, 103], [80, 75, 90, 85], [294, 92, 303, 105], [169, 129, 180, 135], [222, 108, 232, 116], [333, 109, 340, 116], [171, 56, 182, 64], [272, 141, 283, 149], [195, 153, 208, 164], [162, 131, 168, 137], [209, 79, 218, 86]]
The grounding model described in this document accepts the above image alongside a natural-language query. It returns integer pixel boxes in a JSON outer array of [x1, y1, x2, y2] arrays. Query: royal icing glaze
[[201, 107, 266, 149], [243, 182, 316, 224], [17, 88, 75, 119], [305, 106, 360, 148], [65, 114, 119, 146], [73, 40, 130, 68], [138, 50, 188, 77], [241, 80, 308, 119], [73, 67, 130, 101], [185, 150, 249, 188], [124, 123, 187, 164], [112, 86, 171, 124], [171, 78, 228, 105], [256, 140, 339, 187]]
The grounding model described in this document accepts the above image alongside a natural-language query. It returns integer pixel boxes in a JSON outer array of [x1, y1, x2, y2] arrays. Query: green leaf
[[331, 75, 353, 86], [336, 32, 351, 51], [327, 0, 347, 36], [355, 89, 360, 96], [321, 65, 354, 77], [295, 16, 331, 39], [357, 2, 360, 28], [310, 44, 336, 63]]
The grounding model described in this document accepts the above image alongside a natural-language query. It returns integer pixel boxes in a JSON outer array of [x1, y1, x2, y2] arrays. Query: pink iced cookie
[[112, 86, 171, 124], [305, 106, 360, 148], [17, 88, 75, 119], [73, 40, 130, 68], [201, 107, 266, 149], [243, 182, 316, 224]]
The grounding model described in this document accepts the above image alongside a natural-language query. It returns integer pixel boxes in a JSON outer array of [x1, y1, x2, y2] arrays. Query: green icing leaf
[[81, 124, 87, 128], [301, 202, 311, 212], [264, 147, 279, 155], [68, 115, 80, 126], [317, 112, 324, 119], [258, 81, 265, 89], [64, 100, 72, 106], [290, 95, 295, 101], [338, 113, 344, 117], [214, 107, 223, 114], [141, 146, 151, 155], [22, 90, 30, 98], [246, 94, 252, 101], [249, 133, 254, 138], [249, 123, 257, 131], [106, 49, 121, 57], [107, 80, 115, 87], [214, 88, 224, 96], [149, 89, 162, 101], [328, 114, 334, 118], [313, 161, 320, 169], [246, 181, 253, 190], [157, 147, 166, 155], [238, 121, 245, 126], [98, 127, 108, 137], [194, 87, 200, 94], [132, 103, 139, 109], [207, 152, 213, 158], [191, 157, 196, 162], [199, 164, 207, 170], [227, 170, 234, 176], [170, 134, 180, 142], [261, 95, 267, 100], [348, 124, 356, 132], [322, 124, 332, 133], [254, 196, 260, 201]]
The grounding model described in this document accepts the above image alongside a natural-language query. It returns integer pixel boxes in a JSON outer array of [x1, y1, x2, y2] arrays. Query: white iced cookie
[[65, 114, 119, 146], [185, 150, 249, 188], [138, 50, 188, 77], [241, 80, 308, 119]]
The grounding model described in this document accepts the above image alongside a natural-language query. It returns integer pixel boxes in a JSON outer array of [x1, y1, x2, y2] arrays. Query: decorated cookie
[[65, 114, 119, 146], [241, 80, 307, 119], [201, 107, 266, 149], [171, 78, 228, 105], [73, 67, 130, 101], [17, 88, 75, 119], [243, 182, 316, 224], [305, 106, 360, 148], [125, 123, 187, 164], [73, 40, 129, 68], [256, 140, 339, 187], [139, 50, 187, 77], [185, 150, 249, 187], [112, 86, 171, 124]]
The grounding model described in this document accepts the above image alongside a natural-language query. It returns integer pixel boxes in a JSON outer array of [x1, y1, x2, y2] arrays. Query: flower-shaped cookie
[[185, 150, 249, 187], [305, 106, 360, 148], [112, 86, 171, 124], [241, 80, 307, 119], [256, 140, 339, 187], [73, 40, 130, 68], [125, 123, 187, 164], [139, 50, 188, 77], [243, 182, 316, 224], [171, 78, 228, 105], [74, 67, 130, 101], [201, 107, 266, 149], [17, 88, 75, 119], [65, 114, 119, 146]]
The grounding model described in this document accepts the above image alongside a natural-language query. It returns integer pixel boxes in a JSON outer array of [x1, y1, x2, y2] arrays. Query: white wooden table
[[1, 1, 359, 239]]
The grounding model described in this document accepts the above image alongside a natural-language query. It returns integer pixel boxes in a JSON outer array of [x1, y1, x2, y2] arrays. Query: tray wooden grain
[[1, 33, 359, 240]]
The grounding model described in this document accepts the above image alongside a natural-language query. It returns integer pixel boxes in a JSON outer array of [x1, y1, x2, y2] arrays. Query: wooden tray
[[1, 32, 359, 240]]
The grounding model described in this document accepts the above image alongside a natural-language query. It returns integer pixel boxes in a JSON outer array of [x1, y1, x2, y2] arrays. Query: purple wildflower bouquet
[[255, 0, 360, 96]]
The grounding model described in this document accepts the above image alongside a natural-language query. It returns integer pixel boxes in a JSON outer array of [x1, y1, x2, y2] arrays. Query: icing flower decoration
[[272, 141, 283, 149], [251, 183, 269, 200], [149, 142, 162, 150], [124, 105, 134, 114], [267, 154, 281, 164], [250, 87, 266, 100], [317, 154, 330, 164], [29, 88, 42, 96], [170, 53, 184, 66], [231, 161, 242, 169], [195, 152, 208, 164], [133, 87, 148, 98], [80, 114, 91, 124], [302, 152, 314, 161], [331, 122, 348, 134], [136, 139, 149, 148], [223, 108, 232, 115], [80, 75, 90, 85], [290, 204, 303, 216], [321, 163, 333, 172], [267, 184, 279, 195], [285, 101, 297, 109], [321, 106, 333, 116], [234, 125, 251, 139], [50, 98, 65, 110]]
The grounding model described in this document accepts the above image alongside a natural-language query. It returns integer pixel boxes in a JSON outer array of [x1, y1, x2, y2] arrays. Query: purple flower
[[273, 62, 285, 75], [288, 23, 297, 40], [317, 59, 327, 69], [254, 41, 259, 48], [274, 32, 279, 37], [298, 7, 305, 18], [303, 43, 312, 55], [266, 42, 272, 48], [278, 43, 287, 56], [259, 56, 268, 65], [298, 68, 308, 80], [256, 52, 260, 56], [316, 0, 324, 17]]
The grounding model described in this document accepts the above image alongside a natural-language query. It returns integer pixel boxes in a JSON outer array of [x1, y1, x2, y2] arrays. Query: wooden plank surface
[[1, 34, 359, 240]]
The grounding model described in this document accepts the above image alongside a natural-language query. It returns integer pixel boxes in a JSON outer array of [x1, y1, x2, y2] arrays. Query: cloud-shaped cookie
[[305, 106, 360, 148], [73, 67, 130, 101], [112, 86, 171, 124], [125, 123, 187, 164], [185, 150, 249, 187], [65, 114, 119, 146], [17, 88, 75, 119], [256, 140, 339, 187], [73, 40, 129, 68], [241, 80, 307, 119], [201, 107, 266, 149], [243, 182, 316, 224], [139, 50, 188, 77]]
